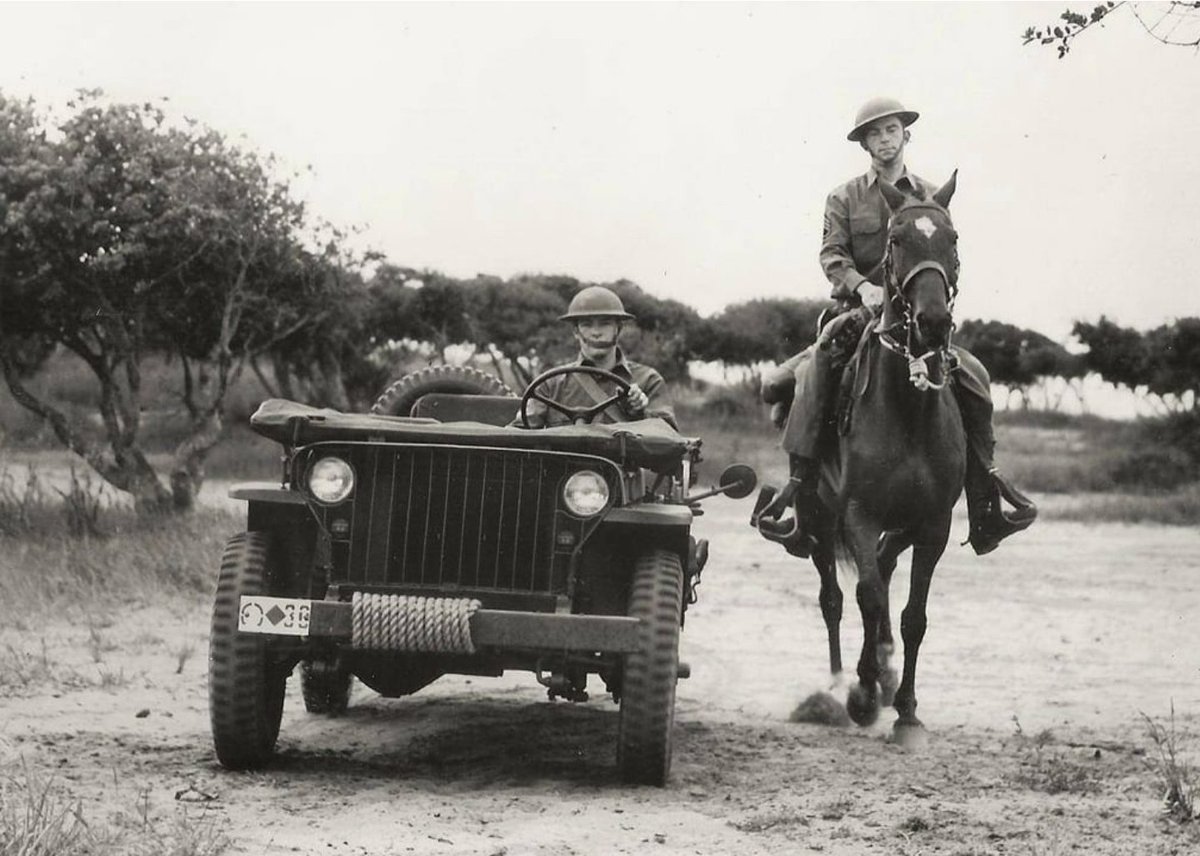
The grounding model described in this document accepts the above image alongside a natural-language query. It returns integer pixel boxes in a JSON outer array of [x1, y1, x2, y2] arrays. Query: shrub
[[1109, 447, 1198, 492]]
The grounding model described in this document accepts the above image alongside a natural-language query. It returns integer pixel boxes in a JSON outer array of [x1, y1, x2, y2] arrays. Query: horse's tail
[[831, 517, 859, 582]]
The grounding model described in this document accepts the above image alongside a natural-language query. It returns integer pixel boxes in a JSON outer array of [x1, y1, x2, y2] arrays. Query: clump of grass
[[729, 808, 810, 833], [0, 639, 60, 694], [1009, 717, 1100, 795], [0, 756, 229, 856], [0, 463, 50, 536], [0, 759, 89, 856], [1142, 703, 1197, 824], [55, 465, 108, 538], [95, 666, 130, 689], [172, 640, 196, 675]]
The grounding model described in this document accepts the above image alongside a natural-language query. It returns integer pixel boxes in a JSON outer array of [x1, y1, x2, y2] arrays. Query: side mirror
[[718, 464, 758, 499], [683, 463, 758, 503]]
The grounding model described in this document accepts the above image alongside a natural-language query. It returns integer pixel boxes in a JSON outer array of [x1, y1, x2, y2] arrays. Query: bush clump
[[1109, 447, 1198, 492]]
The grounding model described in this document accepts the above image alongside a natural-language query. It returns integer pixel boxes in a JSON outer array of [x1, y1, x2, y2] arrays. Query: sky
[[3, 1, 1199, 343]]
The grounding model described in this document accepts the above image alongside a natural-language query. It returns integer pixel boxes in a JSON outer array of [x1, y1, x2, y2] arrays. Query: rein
[[877, 204, 960, 392]]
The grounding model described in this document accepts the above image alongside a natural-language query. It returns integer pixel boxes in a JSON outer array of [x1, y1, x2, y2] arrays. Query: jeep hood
[[249, 399, 698, 472]]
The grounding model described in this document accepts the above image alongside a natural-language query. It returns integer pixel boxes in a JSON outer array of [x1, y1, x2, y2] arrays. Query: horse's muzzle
[[915, 311, 953, 351]]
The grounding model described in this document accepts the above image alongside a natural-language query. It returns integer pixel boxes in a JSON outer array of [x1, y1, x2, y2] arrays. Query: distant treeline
[[1, 89, 1196, 511]]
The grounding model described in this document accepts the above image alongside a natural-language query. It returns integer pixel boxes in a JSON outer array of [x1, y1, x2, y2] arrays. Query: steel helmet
[[847, 96, 919, 142], [558, 286, 635, 322]]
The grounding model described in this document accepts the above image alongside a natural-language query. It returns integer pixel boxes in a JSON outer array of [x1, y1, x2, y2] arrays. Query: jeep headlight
[[563, 470, 609, 517], [309, 457, 354, 504]]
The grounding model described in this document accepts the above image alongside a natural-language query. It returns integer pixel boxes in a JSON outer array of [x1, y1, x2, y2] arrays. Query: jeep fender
[[594, 505, 692, 563]]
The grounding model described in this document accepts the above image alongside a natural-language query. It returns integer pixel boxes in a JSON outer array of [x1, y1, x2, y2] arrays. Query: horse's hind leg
[[875, 531, 912, 707]]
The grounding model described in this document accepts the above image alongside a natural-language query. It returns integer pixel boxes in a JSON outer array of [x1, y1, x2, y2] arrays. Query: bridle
[[877, 203, 960, 391]]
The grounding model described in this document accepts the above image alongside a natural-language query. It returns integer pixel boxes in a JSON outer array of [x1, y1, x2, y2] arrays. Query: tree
[[466, 274, 575, 384], [1072, 316, 1199, 414], [691, 298, 828, 368], [607, 280, 704, 381], [0, 90, 351, 511], [1143, 317, 1200, 411], [956, 319, 1083, 409], [1023, 2, 1200, 57], [1072, 316, 1151, 391]]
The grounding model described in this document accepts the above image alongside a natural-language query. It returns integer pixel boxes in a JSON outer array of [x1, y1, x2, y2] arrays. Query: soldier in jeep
[[516, 286, 676, 429]]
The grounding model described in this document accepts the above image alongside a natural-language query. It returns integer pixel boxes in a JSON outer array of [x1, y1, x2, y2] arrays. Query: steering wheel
[[519, 365, 633, 428]]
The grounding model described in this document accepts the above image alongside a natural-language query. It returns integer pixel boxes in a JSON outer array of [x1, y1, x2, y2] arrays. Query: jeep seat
[[411, 393, 520, 426]]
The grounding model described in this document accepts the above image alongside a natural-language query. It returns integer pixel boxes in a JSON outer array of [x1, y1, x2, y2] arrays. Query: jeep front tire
[[617, 549, 683, 786], [209, 531, 287, 770]]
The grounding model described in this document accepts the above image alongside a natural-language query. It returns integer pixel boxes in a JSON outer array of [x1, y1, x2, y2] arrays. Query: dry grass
[[1009, 717, 1102, 795], [1042, 485, 1200, 526], [0, 757, 228, 856], [0, 509, 237, 635], [1143, 703, 1197, 824]]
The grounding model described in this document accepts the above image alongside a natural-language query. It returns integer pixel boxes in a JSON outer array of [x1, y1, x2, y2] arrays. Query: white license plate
[[238, 596, 312, 636]]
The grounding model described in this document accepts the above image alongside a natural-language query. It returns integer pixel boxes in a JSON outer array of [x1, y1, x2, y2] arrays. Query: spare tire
[[371, 365, 513, 417]]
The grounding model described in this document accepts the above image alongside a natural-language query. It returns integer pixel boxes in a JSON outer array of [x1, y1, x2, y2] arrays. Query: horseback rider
[[516, 285, 676, 428], [757, 97, 1036, 556]]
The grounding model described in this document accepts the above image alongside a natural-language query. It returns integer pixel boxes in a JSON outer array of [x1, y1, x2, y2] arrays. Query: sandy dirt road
[[3, 498, 1200, 855]]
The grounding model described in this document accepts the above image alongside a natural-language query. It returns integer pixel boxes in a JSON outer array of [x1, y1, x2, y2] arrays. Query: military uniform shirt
[[518, 349, 674, 429], [820, 168, 938, 301]]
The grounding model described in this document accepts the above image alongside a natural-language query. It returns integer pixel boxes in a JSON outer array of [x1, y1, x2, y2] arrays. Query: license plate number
[[238, 596, 312, 636]]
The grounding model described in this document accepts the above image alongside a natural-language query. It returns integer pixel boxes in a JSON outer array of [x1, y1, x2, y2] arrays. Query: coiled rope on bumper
[[351, 592, 481, 653]]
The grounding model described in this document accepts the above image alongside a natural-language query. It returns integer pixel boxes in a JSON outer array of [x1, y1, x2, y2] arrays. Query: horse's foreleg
[[893, 524, 949, 730], [812, 537, 842, 677], [843, 516, 885, 726], [875, 531, 912, 706]]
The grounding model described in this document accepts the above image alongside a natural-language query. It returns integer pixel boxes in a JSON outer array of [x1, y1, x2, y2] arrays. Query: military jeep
[[207, 365, 755, 785]]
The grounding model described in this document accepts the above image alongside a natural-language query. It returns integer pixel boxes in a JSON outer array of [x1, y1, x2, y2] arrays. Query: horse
[[803, 172, 966, 744]]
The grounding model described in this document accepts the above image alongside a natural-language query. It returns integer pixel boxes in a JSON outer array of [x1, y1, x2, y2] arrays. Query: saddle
[[835, 321, 882, 438]]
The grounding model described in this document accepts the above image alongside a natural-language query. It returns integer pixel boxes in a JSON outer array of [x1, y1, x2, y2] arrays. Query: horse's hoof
[[846, 683, 880, 727], [789, 691, 850, 727], [879, 668, 899, 707], [890, 720, 928, 752]]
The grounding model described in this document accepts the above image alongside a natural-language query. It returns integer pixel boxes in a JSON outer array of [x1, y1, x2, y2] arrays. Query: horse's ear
[[879, 180, 907, 212], [933, 169, 958, 209]]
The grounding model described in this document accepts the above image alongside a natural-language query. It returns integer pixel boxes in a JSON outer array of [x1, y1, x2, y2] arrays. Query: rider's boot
[[966, 468, 1038, 556], [752, 455, 821, 557]]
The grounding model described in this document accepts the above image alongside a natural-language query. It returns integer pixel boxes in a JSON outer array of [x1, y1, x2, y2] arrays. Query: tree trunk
[[169, 411, 224, 511], [1, 357, 175, 513], [316, 352, 351, 411]]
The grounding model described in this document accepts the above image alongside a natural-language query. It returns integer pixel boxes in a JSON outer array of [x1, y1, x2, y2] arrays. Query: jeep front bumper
[[237, 595, 642, 654]]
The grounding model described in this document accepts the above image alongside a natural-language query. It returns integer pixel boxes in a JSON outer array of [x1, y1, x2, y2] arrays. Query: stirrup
[[757, 515, 815, 558], [991, 470, 1035, 512], [967, 496, 1037, 556], [750, 485, 778, 526], [750, 484, 817, 558]]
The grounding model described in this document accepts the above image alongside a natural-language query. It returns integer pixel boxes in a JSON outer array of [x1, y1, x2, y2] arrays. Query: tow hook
[[536, 665, 589, 702]]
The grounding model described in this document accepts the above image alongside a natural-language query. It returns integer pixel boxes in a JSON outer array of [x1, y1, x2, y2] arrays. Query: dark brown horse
[[807, 172, 966, 743]]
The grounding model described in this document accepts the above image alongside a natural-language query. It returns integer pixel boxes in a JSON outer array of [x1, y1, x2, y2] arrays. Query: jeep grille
[[310, 444, 609, 596]]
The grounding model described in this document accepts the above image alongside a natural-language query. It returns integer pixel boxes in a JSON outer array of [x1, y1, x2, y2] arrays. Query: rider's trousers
[[772, 306, 996, 479]]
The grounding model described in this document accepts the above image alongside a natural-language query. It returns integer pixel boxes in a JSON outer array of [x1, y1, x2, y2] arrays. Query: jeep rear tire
[[209, 532, 287, 770], [371, 365, 512, 417], [617, 549, 683, 786], [301, 658, 352, 715]]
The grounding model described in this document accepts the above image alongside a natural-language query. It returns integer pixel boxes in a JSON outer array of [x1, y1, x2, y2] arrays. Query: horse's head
[[878, 172, 959, 355]]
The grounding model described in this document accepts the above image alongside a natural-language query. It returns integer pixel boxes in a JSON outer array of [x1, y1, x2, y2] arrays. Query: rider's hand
[[858, 283, 885, 310], [623, 383, 649, 414]]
